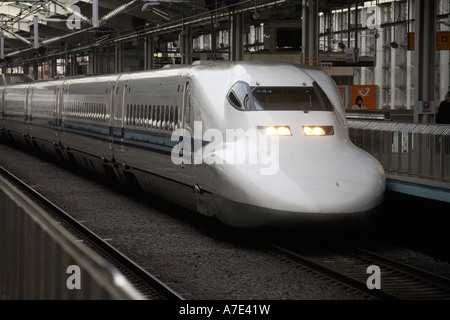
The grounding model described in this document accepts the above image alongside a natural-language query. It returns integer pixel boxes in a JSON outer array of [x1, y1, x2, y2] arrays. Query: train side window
[[152, 105, 156, 128], [142, 105, 145, 127], [130, 104, 133, 127], [169, 106, 173, 131], [161, 105, 165, 130], [166, 105, 170, 130], [137, 104, 140, 127], [138, 104, 141, 127], [138, 104, 142, 127], [174, 106, 179, 129], [166, 106, 170, 131], [227, 81, 254, 110], [148, 105, 152, 128], [126, 104, 130, 126], [156, 105, 161, 129], [143, 105, 146, 127], [163, 106, 167, 131], [127, 104, 131, 126], [130, 104, 133, 126], [313, 82, 334, 110], [129, 104, 132, 126], [228, 92, 241, 109], [163, 106, 169, 130], [145, 105, 149, 127]]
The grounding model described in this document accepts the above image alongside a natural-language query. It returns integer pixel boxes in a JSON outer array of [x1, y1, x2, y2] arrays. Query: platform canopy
[[0, 0, 352, 61]]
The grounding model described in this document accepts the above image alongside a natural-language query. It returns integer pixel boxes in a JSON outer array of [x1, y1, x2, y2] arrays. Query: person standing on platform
[[436, 91, 450, 124], [352, 96, 367, 110]]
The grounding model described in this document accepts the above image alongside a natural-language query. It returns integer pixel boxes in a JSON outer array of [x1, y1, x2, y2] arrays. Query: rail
[[348, 120, 450, 184], [346, 110, 391, 121], [0, 173, 145, 300]]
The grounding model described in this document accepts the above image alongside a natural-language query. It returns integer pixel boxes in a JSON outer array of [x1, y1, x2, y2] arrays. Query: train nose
[[246, 144, 386, 216], [265, 170, 385, 214]]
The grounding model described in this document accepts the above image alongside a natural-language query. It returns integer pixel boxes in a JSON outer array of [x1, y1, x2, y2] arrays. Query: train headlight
[[302, 126, 334, 136], [258, 126, 292, 136]]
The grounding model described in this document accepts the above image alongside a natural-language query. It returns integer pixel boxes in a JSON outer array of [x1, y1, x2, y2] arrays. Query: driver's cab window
[[227, 81, 254, 110]]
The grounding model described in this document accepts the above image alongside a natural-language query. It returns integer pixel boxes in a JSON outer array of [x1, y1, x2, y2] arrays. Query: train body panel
[[0, 61, 386, 227], [3, 83, 30, 144], [60, 76, 113, 165]]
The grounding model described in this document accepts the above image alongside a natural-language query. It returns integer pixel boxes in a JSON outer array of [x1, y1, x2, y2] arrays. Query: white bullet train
[[0, 61, 385, 227]]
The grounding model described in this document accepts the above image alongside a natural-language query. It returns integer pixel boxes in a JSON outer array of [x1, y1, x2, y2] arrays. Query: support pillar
[[181, 27, 192, 65], [413, 0, 436, 123], [230, 12, 243, 61], [115, 42, 124, 73], [144, 35, 154, 70], [88, 49, 95, 74], [92, 0, 99, 28], [301, 0, 319, 66], [439, 25, 450, 101], [33, 15, 39, 49], [211, 13, 217, 60], [51, 56, 57, 78], [1, 15, 4, 60]]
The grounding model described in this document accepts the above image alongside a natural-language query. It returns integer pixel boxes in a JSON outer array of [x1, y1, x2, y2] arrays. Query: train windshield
[[227, 81, 333, 111], [251, 85, 333, 111]]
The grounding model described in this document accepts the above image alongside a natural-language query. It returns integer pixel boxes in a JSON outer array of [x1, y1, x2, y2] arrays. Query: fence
[[0, 174, 144, 300], [348, 120, 450, 183]]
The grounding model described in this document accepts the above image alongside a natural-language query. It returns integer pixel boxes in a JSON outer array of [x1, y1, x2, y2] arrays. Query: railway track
[[265, 242, 450, 300], [0, 165, 184, 300]]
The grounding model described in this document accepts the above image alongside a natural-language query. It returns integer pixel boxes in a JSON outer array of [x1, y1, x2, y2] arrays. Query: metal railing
[[0, 174, 145, 300], [348, 120, 450, 184]]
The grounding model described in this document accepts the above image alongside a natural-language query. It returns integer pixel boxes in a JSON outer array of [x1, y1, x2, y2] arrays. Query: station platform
[[386, 175, 450, 203]]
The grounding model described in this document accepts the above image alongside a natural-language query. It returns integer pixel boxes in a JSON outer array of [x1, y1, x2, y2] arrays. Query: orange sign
[[408, 32, 450, 51], [437, 32, 450, 50], [350, 85, 377, 110]]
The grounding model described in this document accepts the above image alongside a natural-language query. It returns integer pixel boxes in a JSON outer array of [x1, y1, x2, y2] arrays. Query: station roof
[[0, 0, 353, 64]]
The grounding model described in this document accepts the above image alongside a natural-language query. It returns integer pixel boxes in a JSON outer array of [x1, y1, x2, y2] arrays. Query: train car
[[0, 61, 386, 227]]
